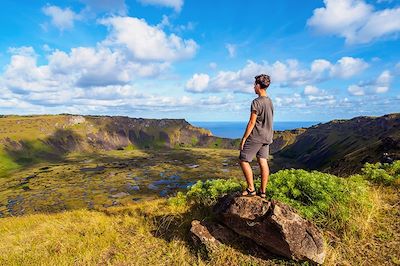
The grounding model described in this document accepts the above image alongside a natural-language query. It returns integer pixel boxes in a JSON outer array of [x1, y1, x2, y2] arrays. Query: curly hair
[[254, 74, 271, 89]]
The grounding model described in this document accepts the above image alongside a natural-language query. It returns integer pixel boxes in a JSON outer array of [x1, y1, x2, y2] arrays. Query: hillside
[[1, 113, 399, 177], [0, 114, 240, 177], [273, 113, 400, 175]]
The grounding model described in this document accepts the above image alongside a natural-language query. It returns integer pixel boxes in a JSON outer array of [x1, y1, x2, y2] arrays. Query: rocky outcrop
[[190, 192, 326, 264]]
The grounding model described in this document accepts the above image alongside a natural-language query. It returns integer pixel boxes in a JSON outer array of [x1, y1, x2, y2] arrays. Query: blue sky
[[0, 0, 399, 122]]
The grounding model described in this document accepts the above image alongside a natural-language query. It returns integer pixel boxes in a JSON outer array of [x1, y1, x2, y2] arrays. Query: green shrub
[[168, 179, 243, 207], [361, 160, 400, 186], [168, 169, 372, 233]]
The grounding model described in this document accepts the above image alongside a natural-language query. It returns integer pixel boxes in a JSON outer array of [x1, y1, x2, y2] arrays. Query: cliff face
[[274, 113, 400, 175], [1, 113, 399, 175], [0, 115, 238, 157]]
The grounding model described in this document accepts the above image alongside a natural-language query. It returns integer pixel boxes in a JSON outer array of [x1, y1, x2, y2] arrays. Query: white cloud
[[373, 70, 392, 93], [311, 59, 332, 74], [225, 44, 236, 58], [307, 0, 400, 44], [99, 17, 198, 61], [137, 0, 184, 12], [275, 93, 306, 108], [157, 15, 195, 33], [42, 5, 81, 31], [304, 85, 320, 95], [0, 14, 200, 114], [307, 95, 336, 105], [186, 74, 210, 92], [348, 70, 392, 96], [185, 57, 368, 93], [329, 57, 368, 78]]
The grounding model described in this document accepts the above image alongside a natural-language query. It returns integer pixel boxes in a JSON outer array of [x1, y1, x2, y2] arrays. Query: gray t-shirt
[[248, 96, 274, 144]]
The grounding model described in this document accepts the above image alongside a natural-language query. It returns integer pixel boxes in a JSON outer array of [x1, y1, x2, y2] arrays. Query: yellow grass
[[0, 185, 398, 266]]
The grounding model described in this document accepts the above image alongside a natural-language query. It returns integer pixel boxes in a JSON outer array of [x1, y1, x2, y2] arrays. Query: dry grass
[[0, 185, 398, 265]]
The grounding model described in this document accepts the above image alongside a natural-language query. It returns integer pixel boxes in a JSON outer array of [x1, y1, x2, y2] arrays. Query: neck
[[258, 90, 267, 97]]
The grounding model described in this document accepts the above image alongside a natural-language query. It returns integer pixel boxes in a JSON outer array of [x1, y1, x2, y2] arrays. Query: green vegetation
[[191, 136, 199, 146], [123, 143, 136, 151], [168, 179, 243, 207], [0, 149, 20, 177], [209, 138, 222, 148], [169, 168, 373, 234], [0, 155, 399, 265], [362, 161, 400, 186]]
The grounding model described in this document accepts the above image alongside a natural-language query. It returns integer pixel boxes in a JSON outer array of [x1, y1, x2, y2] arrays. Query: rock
[[190, 219, 277, 260], [190, 220, 222, 252], [213, 193, 326, 264], [110, 192, 129, 198]]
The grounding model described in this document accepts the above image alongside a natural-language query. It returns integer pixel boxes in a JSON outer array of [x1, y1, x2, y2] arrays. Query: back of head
[[255, 74, 271, 89]]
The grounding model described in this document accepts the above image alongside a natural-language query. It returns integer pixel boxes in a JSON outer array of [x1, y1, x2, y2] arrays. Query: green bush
[[168, 179, 243, 206], [361, 160, 400, 186], [265, 169, 371, 231], [168, 168, 372, 232]]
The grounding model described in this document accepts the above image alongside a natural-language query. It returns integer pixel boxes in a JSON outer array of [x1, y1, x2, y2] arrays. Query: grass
[[0, 184, 398, 265], [0, 149, 20, 177]]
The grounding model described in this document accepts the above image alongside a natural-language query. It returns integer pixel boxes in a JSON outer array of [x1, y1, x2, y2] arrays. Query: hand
[[240, 138, 246, 151]]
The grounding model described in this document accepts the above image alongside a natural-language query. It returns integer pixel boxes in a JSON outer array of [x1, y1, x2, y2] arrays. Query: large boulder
[[189, 219, 277, 260], [212, 192, 326, 264]]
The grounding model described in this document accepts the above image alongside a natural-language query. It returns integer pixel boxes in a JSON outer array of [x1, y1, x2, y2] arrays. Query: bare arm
[[240, 111, 257, 150]]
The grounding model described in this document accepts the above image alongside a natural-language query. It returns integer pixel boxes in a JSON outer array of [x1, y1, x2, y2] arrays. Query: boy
[[239, 74, 273, 198]]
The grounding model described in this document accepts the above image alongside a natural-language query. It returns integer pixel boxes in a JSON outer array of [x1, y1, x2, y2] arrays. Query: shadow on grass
[[147, 203, 289, 263], [4, 128, 84, 167]]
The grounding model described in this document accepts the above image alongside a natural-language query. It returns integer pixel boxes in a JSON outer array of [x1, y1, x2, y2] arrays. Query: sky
[[0, 0, 399, 122]]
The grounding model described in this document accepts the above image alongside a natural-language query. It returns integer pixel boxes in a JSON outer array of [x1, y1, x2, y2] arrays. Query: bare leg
[[239, 160, 255, 194], [257, 157, 269, 193]]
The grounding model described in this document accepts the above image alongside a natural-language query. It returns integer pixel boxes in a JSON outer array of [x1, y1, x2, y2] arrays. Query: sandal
[[259, 190, 267, 199], [242, 187, 256, 197]]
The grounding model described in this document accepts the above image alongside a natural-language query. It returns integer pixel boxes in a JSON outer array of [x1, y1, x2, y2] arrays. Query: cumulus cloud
[[329, 57, 369, 78], [304, 85, 320, 95], [348, 70, 392, 96], [3, 16, 197, 93], [186, 74, 210, 92], [185, 57, 368, 93], [307, 0, 400, 44], [0, 14, 202, 114], [99, 17, 198, 61], [42, 5, 81, 31], [137, 0, 184, 12], [348, 85, 365, 96]]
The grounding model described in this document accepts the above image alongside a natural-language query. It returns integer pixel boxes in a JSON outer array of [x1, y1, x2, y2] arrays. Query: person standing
[[239, 74, 274, 199]]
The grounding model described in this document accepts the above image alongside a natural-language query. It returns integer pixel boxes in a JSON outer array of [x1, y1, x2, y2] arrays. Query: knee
[[257, 157, 268, 165]]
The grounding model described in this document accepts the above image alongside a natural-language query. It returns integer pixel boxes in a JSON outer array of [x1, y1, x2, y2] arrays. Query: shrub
[[168, 179, 243, 207], [168, 169, 372, 233], [361, 160, 400, 186]]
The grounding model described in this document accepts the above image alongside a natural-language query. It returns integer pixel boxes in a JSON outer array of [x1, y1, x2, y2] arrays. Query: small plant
[[124, 143, 136, 151], [168, 179, 243, 207], [361, 160, 400, 186]]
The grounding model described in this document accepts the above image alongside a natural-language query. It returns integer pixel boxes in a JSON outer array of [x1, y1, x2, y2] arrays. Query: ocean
[[189, 121, 321, 139]]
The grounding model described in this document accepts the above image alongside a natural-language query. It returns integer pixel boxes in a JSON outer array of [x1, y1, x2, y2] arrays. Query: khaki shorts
[[239, 139, 270, 162]]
